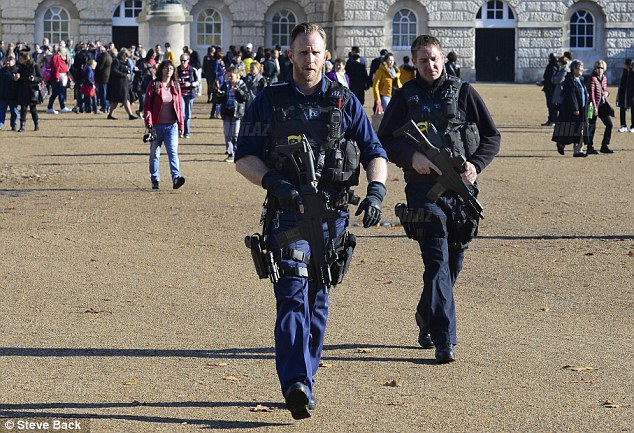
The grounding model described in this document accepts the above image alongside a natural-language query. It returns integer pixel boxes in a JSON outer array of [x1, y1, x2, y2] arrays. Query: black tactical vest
[[402, 75, 479, 160], [265, 80, 360, 189]]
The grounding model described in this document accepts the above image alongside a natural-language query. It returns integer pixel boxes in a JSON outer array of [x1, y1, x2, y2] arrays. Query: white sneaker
[[60, 107, 72, 113], [618, 126, 628, 132], [630, 127, 634, 133], [46, 108, 59, 114]]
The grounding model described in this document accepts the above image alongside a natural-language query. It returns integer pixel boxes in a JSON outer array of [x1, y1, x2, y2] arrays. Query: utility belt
[[245, 193, 359, 289], [394, 201, 479, 251], [244, 224, 357, 286], [403, 170, 439, 184]]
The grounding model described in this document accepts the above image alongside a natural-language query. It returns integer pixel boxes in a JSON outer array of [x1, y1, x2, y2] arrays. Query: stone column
[[137, 1, 192, 52]]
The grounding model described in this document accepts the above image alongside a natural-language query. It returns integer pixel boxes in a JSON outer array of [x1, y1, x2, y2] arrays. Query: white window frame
[[112, 0, 143, 26], [197, 9, 222, 48], [272, 9, 297, 48], [43, 7, 70, 44], [570, 10, 595, 50], [392, 9, 417, 51], [475, 0, 517, 28]]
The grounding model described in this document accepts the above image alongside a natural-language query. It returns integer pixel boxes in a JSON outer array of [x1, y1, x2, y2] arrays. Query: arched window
[[113, 0, 143, 19], [197, 9, 222, 47], [44, 7, 70, 44], [570, 10, 594, 49], [476, 0, 515, 23], [272, 9, 297, 48], [392, 9, 417, 49]]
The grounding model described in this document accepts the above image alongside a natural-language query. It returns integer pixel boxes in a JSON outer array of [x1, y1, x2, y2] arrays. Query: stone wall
[[0, 0, 632, 83]]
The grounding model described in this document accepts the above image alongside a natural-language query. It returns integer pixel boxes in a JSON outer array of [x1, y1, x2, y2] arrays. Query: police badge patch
[[305, 107, 321, 120]]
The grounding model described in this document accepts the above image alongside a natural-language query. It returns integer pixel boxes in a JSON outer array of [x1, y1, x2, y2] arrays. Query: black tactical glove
[[261, 170, 302, 211], [355, 181, 387, 228]]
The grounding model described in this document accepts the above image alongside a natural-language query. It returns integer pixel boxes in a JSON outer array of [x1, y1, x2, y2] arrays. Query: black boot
[[34, 122, 40, 131], [18, 122, 26, 132], [586, 146, 599, 154], [600, 146, 614, 154]]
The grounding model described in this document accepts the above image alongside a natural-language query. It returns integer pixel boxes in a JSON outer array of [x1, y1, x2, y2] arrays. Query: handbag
[[59, 72, 68, 87], [371, 112, 383, 131], [598, 97, 615, 117]]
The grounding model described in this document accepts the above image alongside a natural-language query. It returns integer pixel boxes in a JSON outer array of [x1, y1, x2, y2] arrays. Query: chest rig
[[402, 75, 479, 160], [265, 81, 361, 195]]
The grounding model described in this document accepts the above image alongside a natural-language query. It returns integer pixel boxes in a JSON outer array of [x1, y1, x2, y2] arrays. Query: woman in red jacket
[[586, 60, 614, 154], [46, 47, 71, 114], [143, 59, 185, 190]]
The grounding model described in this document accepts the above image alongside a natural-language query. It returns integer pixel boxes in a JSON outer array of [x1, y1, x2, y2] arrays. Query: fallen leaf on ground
[[601, 400, 620, 408], [384, 377, 400, 387], [206, 362, 228, 367], [628, 251, 634, 256], [123, 381, 137, 386], [356, 348, 372, 353], [250, 404, 272, 412], [319, 361, 333, 368], [224, 375, 239, 381], [562, 365, 595, 371], [541, 306, 551, 312], [571, 379, 595, 384]]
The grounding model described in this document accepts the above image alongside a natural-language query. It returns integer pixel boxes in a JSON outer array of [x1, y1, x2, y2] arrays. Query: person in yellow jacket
[[372, 52, 401, 113], [399, 55, 416, 84], [164, 42, 176, 62]]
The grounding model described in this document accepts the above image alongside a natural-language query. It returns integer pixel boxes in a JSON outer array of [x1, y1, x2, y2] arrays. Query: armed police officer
[[235, 22, 388, 420], [378, 35, 500, 363]]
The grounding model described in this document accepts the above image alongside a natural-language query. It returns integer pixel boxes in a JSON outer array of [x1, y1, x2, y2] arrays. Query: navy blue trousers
[[405, 182, 467, 346], [267, 209, 347, 397]]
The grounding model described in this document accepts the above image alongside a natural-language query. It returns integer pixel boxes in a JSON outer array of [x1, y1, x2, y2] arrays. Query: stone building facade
[[0, 0, 632, 83]]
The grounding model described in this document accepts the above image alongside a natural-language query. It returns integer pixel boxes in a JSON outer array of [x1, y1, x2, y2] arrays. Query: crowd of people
[[539, 51, 634, 157]]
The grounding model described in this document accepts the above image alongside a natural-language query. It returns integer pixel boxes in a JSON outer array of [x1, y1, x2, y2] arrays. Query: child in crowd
[[215, 67, 248, 162], [81, 59, 98, 114]]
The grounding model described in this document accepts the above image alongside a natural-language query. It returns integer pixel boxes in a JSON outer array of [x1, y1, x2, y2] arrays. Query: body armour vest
[[265, 80, 360, 190], [402, 75, 480, 162]]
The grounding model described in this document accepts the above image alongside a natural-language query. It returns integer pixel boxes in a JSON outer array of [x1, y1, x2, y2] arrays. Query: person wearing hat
[[242, 43, 255, 75], [0, 55, 20, 131]]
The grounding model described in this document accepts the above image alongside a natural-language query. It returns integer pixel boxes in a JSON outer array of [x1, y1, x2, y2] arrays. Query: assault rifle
[[394, 120, 484, 220], [272, 135, 335, 287]]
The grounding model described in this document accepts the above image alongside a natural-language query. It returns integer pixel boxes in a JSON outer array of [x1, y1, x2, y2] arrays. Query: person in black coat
[[15, 51, 43, 132], [0, 55, 20, 131], [616, 58, 632, 131], [539, 53, 559, 125], [107, 48, 138, 120], [552, 60, 589, 157], [345, 53, 369, 105]]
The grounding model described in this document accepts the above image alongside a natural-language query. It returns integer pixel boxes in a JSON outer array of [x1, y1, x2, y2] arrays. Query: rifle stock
[[394, 120, 484, 220]]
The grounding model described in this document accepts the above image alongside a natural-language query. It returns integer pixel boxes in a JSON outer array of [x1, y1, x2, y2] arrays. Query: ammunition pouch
[[329, 231, 356, 286], [320, 139, 361, 188], [447, 215, 479, 251], [445, 122, 480, 159]]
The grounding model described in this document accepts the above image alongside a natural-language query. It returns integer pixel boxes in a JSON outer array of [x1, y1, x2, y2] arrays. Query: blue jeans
[[223, 117, 240, 156], [149, 123, 180, 182], [182, 94, 195, 136], [0, 99, 19, 129], [267, 209, 348, 397], [96, 82, 109, 112], [380, 95, 391, 111], [47, 80, 66, 110]]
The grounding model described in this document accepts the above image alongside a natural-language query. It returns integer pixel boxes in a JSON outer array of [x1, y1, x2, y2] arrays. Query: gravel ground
[[0, 83, 632, 433]]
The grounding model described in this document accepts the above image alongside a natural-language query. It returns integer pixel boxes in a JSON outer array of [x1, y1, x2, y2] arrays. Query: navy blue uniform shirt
[[235, 76, 388, 168]]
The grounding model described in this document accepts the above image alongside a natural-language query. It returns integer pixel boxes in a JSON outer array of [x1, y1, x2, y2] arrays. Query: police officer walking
[[378, 35, 500, 363], [235, 22, 388, 419]]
